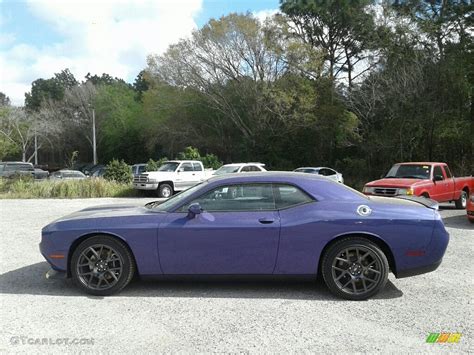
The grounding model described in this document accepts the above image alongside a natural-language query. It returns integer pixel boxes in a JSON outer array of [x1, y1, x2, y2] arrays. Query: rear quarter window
[[273, 184, 313, 209]]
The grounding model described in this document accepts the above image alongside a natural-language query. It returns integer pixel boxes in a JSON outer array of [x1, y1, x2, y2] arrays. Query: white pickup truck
[[133, 160, 212, 198]]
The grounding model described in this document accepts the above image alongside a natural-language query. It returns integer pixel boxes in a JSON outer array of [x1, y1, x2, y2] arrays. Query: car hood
[[365, 178, 428, 188], [51, 204, 151, 223]]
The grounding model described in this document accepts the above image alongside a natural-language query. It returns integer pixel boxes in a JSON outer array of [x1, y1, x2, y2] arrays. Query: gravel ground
[[0, 198, 473, 353]]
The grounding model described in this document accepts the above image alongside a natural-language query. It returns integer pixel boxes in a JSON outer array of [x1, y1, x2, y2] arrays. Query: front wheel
[[455, 191, 467, 209], [71, 236, 135, 296], [158, 183, 173, 198], [321, 238, 389, 300]]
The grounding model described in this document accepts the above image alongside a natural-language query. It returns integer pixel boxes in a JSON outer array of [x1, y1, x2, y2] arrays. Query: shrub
[[201, 153, 222, 169], [146, 157, 168, 171], [0, 178, 139, 199], [104, 159, 132, 184]]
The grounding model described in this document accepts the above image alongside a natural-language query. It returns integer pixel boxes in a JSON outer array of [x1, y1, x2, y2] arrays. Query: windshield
[[149, 182, 207, 211], [214, 166, 240, 175], [294, 168, 318, 174], [157, 162, 179, 172], [385, 164, 431, 179]]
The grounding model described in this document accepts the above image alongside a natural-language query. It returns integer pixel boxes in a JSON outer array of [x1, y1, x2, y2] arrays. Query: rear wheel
[[158, 183, 173, 198], [321, 238, 389, 300], [455, 190, 467, 209], [71, 236, 135, 296]]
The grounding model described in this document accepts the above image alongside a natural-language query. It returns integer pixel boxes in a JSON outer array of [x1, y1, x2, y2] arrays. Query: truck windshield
[[157, 162, 179, 172], [385, 164, 431, 179]]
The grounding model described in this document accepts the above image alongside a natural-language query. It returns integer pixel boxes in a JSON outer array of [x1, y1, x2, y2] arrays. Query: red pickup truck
[[363, 162, 474, 209]]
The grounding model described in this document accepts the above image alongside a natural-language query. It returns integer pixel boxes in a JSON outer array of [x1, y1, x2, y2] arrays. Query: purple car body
[[40, 172, 449, 298]]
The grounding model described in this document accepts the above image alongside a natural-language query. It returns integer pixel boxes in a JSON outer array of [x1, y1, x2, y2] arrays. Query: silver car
[[293, 167, 344, 183], [50, 170, 86, 180]]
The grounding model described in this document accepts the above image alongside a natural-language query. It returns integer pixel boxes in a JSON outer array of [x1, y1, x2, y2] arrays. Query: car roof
[[2, 161, 33, 165], [207, 171, 328, 184], [295, 167, 335, 171], [222, 163, 265, 167], [397, 162, 444, 165]]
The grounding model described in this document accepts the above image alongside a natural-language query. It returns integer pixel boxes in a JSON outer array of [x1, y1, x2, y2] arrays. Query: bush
[[201, 153, 222, 170], [146, 157, 168, 172], [0, 178, 139, 199], [104, 159, 132, 184], [175, 146, 222, 169]]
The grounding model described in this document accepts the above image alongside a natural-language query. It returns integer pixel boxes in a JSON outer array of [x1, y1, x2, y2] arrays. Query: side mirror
[[433, 175, 443, 182], [187, 203, 203, 218], [178, 168, 184, 173]]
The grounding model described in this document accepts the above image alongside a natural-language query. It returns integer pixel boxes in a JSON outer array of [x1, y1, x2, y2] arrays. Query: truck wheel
[[158, 183, 173, 198], [455, 191, 467, 209]]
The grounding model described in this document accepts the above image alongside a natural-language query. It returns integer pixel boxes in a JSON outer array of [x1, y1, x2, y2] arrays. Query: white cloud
[[0, 0, 203, 105], [253, 9, 279, 23]]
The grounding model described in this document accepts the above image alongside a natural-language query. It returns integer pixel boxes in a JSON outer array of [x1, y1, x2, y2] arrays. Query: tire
[[158, 183, 173, 198], [455, 191, 467, 209], [71, 235, 135, 296], [321, 237, 389, 300]]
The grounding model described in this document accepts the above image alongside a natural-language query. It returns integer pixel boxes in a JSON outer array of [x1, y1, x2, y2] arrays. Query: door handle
[[258, 218, 275, 224]]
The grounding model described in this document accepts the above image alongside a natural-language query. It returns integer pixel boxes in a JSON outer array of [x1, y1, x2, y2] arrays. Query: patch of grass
[[0, 178, 141, 199]]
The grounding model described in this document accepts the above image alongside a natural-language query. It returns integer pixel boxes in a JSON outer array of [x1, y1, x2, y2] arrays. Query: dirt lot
[[0, 198, 472, 353]]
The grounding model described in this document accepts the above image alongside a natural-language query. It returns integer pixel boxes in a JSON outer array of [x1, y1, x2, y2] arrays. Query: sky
[[0, 0, 279, 106]]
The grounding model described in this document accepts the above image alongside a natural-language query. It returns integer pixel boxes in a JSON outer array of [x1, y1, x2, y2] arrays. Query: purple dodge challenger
[[40, 172, 449, 300]]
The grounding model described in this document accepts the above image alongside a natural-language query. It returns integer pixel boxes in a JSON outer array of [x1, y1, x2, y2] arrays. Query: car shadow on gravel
[[0, 262, 403, 301], [442, 214, 474, 231]]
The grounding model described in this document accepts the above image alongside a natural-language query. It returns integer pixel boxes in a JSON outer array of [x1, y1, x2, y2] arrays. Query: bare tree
[[0, 107, 59, 162]]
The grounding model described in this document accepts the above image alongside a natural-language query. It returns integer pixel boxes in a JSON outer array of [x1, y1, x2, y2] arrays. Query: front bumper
[[133, 182, 159, 190], [46, 268, 67, 280]]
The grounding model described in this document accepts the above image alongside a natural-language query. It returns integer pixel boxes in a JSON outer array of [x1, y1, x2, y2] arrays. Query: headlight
[[398, 188, 414, 195], [363, 186, 374, 194]]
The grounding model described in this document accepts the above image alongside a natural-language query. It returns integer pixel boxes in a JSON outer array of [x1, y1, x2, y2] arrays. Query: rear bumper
[[396, 259, 442, 278]]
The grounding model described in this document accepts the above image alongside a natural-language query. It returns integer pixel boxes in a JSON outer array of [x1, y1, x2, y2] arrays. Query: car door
[[157, 183, 281, 274], [431, 165, 446, 201], [442, 165, 455, 201], [175, 162, 196, 190]]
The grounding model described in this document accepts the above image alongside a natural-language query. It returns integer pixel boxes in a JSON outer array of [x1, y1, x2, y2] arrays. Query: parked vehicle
[[363, 162, 473, 209], [294, 167, 344, 183], [34, 168, 49, 180], [131, 163, 147, 176], [0, 161, 35, 178], [50, 170, 86, 180], [91, 167, 106, 178], [41, 172, 449, 300], [133, 160, 212, 198], [213, 163, 266, 175], [467, 195, 474, 223]]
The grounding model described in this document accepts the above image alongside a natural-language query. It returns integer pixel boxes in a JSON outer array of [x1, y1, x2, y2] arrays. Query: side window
[[181, 163, 193, 172], [273, 184, 313, 209], [325, 169, 336, 176], [249, 166, 260, 172], [181, 184, 275, 211], [444, 166, 452, 178], [433, 166, 444, 180], [192, 163, 203, 171], [241, 166, 252, 172]]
